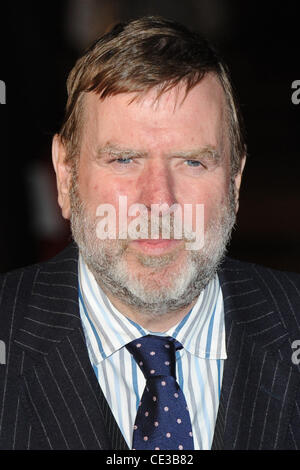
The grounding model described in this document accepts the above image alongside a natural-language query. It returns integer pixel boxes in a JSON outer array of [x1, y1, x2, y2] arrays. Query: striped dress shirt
[[78, 255, 227, 450]]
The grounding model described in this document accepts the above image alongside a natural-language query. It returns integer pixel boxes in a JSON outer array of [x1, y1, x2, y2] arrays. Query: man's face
[[54, 74, 244, 316]]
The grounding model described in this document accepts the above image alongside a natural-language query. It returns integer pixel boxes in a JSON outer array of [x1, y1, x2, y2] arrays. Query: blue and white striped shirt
[[78, 255, 227, 450]]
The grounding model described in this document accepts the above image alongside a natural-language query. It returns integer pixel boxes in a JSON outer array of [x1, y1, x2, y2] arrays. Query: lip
[[130, 239, 182, 255]]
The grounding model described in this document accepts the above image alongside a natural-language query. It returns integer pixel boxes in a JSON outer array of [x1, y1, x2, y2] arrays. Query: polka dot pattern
[[126, 335, 194, 450]]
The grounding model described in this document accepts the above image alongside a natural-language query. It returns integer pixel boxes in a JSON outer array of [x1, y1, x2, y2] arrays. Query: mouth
[[129, 239, 183, 255]]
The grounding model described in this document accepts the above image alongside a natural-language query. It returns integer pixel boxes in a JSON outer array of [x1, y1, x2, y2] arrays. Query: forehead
[[81, 73, 228, 152]]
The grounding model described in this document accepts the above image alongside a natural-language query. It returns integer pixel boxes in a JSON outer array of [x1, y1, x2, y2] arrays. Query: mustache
[[95, 214, 200, 242]]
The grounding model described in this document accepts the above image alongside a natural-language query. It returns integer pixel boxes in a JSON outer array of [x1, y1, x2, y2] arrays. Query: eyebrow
[[95, 144, 147, 159], [172, 147, 221, 162], [94, 144, 221, 162]]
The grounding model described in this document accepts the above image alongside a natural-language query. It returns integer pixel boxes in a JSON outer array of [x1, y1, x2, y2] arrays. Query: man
[[0, 16, 300, 451]]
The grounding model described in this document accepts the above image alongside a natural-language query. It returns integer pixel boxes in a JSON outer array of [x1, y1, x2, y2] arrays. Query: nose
[[137, 161, 177, 210]]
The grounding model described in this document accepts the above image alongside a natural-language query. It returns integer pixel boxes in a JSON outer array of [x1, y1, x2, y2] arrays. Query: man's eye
[[185, 160, 203, 167], [115, 158, 132, 164]]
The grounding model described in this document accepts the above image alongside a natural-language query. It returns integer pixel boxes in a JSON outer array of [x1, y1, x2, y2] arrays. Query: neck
[[99, 283, 198, 332]]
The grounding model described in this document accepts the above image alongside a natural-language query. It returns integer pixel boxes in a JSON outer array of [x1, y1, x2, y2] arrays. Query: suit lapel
[[14, 243, 128, 450], [212, 258, 300, 450]]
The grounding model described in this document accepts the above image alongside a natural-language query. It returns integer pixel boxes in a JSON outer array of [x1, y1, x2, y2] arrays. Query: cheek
[[77, 168, 139, 213], [180, 176, 229, 230]]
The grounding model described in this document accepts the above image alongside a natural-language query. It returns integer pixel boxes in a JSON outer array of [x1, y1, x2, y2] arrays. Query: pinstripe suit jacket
[[0, 242, 300, 450]]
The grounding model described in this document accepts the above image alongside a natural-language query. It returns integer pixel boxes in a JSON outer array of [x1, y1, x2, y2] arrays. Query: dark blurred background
[[0, 0, 299, 273]]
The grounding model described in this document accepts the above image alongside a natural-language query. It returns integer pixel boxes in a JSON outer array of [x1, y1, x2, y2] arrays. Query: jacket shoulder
[[222, 256, 300, 286], [220, 256, 300, 336], [0, 264, 38, 347], [0, 243, 79, 348]]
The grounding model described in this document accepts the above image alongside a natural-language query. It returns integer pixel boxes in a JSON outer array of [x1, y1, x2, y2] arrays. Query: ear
[[52, 134, 72, 220], [233, 155, 246, 213]]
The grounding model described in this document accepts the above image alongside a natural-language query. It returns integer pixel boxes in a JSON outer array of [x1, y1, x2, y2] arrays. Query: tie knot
[[126, 335, 182, 379]]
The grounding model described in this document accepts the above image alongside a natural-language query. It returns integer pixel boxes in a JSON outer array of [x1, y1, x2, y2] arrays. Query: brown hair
[[59, 16, 246, 175]]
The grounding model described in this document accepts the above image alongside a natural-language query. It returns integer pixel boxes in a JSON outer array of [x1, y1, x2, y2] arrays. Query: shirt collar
[[78, 254, 226, 365]]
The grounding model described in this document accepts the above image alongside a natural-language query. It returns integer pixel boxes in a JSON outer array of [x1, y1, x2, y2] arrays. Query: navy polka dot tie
[[126, 335, 194, 450]]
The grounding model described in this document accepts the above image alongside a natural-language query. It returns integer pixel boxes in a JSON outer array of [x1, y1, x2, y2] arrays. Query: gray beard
[[70, 176, 236, 317]]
